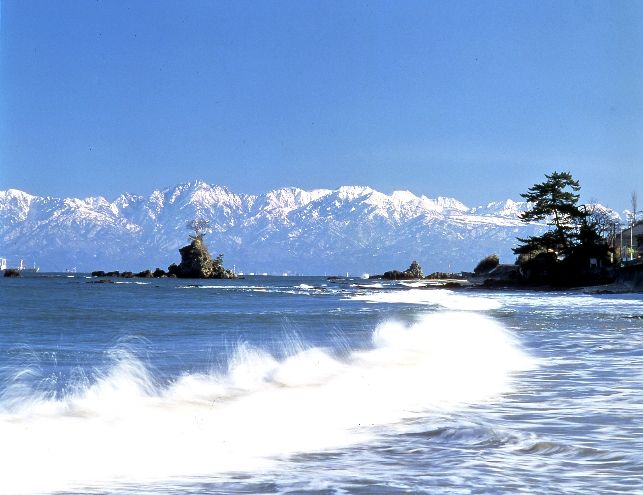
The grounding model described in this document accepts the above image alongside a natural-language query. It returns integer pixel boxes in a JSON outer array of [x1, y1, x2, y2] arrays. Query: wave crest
[[0, 312, 533, 494]]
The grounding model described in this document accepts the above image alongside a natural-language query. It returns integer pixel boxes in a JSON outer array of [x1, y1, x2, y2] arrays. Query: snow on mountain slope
[[469, 199, 527, 217], [1, 182, 551, 274]]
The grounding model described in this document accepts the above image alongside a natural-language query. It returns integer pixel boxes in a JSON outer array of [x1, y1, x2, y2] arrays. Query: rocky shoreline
[[91, 237, 237, 280], [366, 257, 642, 293]]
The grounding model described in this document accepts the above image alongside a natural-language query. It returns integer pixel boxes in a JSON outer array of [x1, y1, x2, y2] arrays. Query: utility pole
[[620, 227, 623, 263], [630, 191, 638, 261]]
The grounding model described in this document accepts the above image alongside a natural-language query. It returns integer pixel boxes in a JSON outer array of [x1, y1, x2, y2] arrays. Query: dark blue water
[[1, 275, 642, 494]]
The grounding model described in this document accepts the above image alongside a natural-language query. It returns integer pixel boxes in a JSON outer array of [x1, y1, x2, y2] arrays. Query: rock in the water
[[168, 237, 236, 279], [167, 263, 180, 277], [90, 237, 236, 280], [405, 260, 424, 279], [381, 270, 406, 280], [152, 267, 167, 278], [473, 254, 500, 275], [443, 282, 462, 288], [381, 260, 424, 280]]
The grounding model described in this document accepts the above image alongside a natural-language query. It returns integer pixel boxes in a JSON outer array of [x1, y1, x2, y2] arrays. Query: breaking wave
[[350, 288, 502, 311], [0, 312, 533, 494]]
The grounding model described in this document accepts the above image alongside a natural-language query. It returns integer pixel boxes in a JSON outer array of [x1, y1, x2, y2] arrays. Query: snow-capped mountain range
[[1, 181, 548, 274]]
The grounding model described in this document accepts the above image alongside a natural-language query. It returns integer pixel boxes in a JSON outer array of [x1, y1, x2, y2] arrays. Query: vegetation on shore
[[373, 172, 632, 290], [471, 171, 628, 288], [510, 171, 617, 286]]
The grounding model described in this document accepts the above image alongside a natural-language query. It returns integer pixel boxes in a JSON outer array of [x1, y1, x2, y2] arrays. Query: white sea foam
[[353, 282, 385, 289], [350, 288, 502, 311], [487, 292, 643, 312], [399, 280, 426, 288], [0, 313, 533, 494], [179, 285, 260, 289]]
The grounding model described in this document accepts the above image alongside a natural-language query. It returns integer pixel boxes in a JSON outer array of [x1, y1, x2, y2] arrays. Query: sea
[[1, 274, 642, 495]]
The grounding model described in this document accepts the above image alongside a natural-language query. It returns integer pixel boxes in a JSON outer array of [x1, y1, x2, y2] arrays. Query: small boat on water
[[19, 260, 40, 273], [2, 259, 40, 273]]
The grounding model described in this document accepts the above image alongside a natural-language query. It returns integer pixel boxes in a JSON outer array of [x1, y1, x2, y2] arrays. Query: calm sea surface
[[1, 275, 642, 494]]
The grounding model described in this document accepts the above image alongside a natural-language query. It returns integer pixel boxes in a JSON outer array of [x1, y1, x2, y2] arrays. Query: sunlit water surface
[[1, 275, 642, 494]]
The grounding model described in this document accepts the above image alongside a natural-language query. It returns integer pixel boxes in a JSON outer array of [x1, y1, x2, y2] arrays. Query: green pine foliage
[[515, 171, 584, 254], [513, 171, 615, 286]]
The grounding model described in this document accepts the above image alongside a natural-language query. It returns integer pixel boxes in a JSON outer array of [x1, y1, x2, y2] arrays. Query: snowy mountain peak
[[335, 185, 376, 200], [470, 199, 528, 217], [256, 187, 330, 213], [435, 196, 469, 212], [1, 188, 37, 208], [113, 192, 144, 210], [0, 189, 37, 223], [586, 203, 622, 222], [1, 182, 552, 273], [390, 190, 418, 203]]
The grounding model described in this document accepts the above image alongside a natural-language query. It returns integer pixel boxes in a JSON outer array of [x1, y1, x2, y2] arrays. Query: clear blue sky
[[1, 0, 641, 211]]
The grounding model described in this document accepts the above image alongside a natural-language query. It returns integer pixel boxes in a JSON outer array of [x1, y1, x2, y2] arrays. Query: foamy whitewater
[[1, 276, 642, 494]]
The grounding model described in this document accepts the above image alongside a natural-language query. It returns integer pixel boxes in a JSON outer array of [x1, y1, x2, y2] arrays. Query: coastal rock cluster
[[473, 254, 500, 275], [168, 237, 236, 279], [92, 237, 236, 279], [90, 269, 161, 278], [379, 260, 425, 280]]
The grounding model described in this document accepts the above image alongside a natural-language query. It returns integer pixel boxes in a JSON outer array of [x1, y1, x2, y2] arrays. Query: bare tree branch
[[186, 218, 210, 241]]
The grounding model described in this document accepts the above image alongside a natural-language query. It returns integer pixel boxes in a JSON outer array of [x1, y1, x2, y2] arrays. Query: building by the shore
[[621, 220, 643, 262]]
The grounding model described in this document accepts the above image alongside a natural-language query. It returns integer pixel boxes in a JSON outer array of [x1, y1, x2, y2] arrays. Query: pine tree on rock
[[167, 218, 236, 278]]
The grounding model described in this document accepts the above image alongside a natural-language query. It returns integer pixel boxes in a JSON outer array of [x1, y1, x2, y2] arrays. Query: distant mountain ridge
[[1, 181, 550, 274]]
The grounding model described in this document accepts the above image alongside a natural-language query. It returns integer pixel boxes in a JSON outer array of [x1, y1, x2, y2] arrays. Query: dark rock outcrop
[[168, 237, 237, 279], [516, 249, 615, 288], [152, 268, 167, 278], [406, 260, 424, 278], [381, 260, 424, 280], [443, 281, 463, 288], [380, 270, 406, 280], [426, 271, 466, 280], [91, 237, 236, 280], [92, 267, 168, 278], [474, 254, 500, 275], [481, 264, 522, 287]]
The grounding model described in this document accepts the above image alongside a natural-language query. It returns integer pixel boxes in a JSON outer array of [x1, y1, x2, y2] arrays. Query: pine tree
[[514, 171, 585, 256]]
